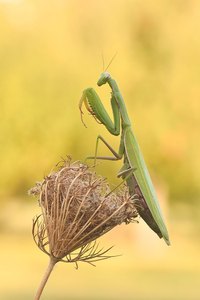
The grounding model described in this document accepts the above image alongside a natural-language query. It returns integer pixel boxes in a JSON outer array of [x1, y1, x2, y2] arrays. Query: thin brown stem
[[34, 257, 58, 300]]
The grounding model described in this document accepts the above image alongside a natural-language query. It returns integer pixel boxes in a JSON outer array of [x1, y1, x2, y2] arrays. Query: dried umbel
[[30, 159, 138, 300], [31, 159, 137, 265]]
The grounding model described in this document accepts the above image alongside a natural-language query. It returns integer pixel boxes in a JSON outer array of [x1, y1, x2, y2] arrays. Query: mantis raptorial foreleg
[[80, 88, 123, 164], [79, 89, 120, 135]]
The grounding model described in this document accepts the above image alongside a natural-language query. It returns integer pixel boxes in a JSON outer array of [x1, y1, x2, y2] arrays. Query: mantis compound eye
[[97, 72, 110, 86]]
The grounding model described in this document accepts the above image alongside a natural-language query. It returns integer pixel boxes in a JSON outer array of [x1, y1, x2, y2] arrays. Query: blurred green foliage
[[0, 0, 200, 204]]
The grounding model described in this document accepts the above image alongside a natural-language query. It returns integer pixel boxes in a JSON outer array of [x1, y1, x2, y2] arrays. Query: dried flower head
[[30, 159, 138, 267]]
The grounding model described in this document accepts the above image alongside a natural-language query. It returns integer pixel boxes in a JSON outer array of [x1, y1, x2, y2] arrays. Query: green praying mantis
[[79, 71, 170, 245]]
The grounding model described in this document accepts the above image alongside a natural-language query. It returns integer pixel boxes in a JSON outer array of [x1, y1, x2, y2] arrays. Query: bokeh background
[[1, 0, 200, 299]]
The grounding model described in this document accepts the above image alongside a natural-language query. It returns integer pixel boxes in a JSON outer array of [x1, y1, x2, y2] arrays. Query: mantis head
[[97, 72, 111, 86]]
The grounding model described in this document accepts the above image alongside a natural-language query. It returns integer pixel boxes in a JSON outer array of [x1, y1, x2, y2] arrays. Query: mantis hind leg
[[106, 165, 138, 199], [117, 163, 137, 178]]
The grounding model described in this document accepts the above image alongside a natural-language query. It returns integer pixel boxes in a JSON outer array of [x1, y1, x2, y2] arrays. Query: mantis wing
[[124, 127, 170, 245]]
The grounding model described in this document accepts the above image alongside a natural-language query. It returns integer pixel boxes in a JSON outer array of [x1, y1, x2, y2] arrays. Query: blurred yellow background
[[0, 0, 200, 299]]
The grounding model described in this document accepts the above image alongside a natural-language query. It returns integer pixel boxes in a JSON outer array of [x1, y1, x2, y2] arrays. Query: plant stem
[[34, 257, 58, 300]]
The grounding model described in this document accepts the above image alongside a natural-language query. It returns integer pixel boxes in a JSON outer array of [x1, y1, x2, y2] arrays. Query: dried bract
[[30, 159, 137, 266]]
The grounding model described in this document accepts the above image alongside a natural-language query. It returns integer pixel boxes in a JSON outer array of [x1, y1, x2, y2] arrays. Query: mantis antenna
[[101, 51, 105, 72], [104, 52, 118, 72]]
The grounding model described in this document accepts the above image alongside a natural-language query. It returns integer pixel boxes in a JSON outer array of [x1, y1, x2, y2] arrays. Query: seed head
[[30, 159, 137, 267]]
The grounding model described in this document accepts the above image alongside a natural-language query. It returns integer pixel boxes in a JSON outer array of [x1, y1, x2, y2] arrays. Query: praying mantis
[[79, 71, 170, 245]]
